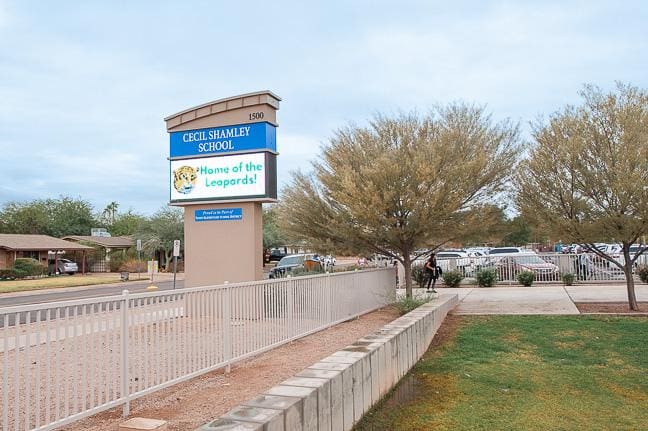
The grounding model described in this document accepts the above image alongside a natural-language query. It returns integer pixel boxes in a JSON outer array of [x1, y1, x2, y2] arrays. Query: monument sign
[[165, 91, 280, 287]]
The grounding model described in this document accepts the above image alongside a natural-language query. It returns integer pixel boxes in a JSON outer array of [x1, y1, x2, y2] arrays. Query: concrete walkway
[[403, 284, 648, 315]]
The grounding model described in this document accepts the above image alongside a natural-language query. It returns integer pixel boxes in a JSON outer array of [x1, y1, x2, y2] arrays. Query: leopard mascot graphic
[[173, 166, 198, 194]]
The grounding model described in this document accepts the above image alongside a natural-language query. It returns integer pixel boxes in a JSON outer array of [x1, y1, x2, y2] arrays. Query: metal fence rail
[[415, 252, 647, 283], [0, 268, 395, 431]]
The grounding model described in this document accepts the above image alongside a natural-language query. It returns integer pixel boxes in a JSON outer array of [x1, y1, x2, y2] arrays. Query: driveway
[[406, 284, 648, 315]]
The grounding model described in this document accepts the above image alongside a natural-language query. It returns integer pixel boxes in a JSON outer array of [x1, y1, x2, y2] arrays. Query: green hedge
[[517, 271, 535, 287], [442, 270, 464, 288], [562, 273, 576, 286], [638, 265, 648, 283], [475, 268, 498, 287], [13, 258, 46, 278], [411, 266, 427, 288], [0, 269, 16, 280]]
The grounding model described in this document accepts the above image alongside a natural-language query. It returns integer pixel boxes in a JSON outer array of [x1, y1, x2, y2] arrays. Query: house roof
[[0, 234, 93, 251], [62, 235, 134, 248]]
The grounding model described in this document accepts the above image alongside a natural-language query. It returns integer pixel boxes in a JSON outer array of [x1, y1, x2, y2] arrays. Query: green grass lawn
[[0, 275, 128, 294], [355, 315, 648, 431]]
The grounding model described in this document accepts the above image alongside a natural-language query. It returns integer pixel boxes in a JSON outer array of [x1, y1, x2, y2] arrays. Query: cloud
[[1, 0, 647, 216], [0, 1, 7, 28]]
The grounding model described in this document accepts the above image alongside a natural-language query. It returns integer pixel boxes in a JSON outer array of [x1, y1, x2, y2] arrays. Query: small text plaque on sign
[[195, 208, 243, 222]]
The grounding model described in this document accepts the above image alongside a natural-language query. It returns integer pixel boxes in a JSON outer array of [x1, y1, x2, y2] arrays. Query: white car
[[49, 258, 78, 275], [322, 255, 336, 266], [486, 247, 527, 264], [436, 251, 475, 275], [595, 243, 621, 258], [466, 247, 490, 256]]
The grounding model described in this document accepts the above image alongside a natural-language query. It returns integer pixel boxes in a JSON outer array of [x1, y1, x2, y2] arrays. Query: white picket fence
[[0, 268, 395, 431], [415, 252, 648, 283]]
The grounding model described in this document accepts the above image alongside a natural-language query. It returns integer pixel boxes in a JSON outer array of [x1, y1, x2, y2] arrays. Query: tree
[[503, 215, 532, 246], [102, 201, 120, 225], [109, 210, 148, 236], [0, 201, 49, 234], [279, 107, 522, 297], [458, 204, 509, 246], [0, 197, 97, 237], [46, 197, 97, 237], [137, 206, 184, 269], [517, 83, 648, 310], [263, 205, 286, 250]]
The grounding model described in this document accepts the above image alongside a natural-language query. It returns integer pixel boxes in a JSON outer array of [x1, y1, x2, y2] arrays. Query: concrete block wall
[[196, 294, 458, 431]]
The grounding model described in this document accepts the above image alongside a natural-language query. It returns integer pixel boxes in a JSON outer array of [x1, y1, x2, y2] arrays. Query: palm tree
[[103, 202, 119, 225]]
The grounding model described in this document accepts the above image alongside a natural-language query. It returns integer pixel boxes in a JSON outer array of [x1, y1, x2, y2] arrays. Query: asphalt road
[[0, 279, 184, 309], [0, 279, 185, 327]]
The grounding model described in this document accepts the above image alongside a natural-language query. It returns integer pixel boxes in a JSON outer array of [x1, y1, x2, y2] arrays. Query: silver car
[[50, 258, 78, 275]]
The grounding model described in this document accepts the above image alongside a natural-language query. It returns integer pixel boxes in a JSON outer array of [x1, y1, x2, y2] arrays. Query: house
[[62, 235, 134, 272], [0, 234, 93, 272]]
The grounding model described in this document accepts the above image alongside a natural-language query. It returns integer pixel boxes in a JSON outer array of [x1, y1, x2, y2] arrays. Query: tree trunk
[[403, 253, 413, 298], [622, 245, 639, 311], [164, 250, 173, 270]]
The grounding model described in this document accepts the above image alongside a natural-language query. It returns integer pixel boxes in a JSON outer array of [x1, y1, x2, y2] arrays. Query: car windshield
[[438, 253, 460, 258], [514, 256, 547, 265], [278, 256, 303, 266]]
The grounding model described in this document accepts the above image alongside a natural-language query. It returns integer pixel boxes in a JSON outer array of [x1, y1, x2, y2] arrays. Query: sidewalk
[[402, 284, 648, 315]]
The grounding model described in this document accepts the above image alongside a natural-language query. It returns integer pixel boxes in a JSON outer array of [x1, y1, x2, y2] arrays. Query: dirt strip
[[574, 302, 648, 313], [61, 306, 399, 431]]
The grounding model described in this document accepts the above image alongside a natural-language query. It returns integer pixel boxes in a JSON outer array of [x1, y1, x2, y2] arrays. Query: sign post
[[173, 239, 180, 290], [136, 239, 142, 280]]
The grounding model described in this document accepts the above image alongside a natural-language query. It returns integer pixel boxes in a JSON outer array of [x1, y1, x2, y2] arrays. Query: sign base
[[183, 202, 263, 287]]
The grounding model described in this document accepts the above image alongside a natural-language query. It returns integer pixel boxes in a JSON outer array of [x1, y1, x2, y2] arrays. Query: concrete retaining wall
[[196, 294, 458, 431]]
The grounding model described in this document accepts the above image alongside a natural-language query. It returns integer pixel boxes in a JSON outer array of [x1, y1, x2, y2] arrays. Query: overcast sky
[[1, 0, 647, 215]]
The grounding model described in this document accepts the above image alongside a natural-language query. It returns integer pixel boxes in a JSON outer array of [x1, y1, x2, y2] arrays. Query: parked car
[[268, 254, 319, 278], [322, 255, 336, 267], [266, 248, 287, 262], [465, 247, 491, 256], [488, 247, 525, 255], [629, 244, 647, 260], [495, 253, 559, 280], [436, 251, 476, 276], [48, 258, 78, 275], [486, 247, 527, 265], [623, 244, 648, 270], [595, 243, 621, 259]]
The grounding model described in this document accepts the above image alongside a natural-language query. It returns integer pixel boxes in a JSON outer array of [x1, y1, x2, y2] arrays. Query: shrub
[[0, 269, 16, 280], [290, 266, 324, 277], [332, 264, 360, 273], [13, 258, 46, 278], [562, 273, 576, 286], [517, 271, 535, 287], [118, 258, 147, 273], [393, 295, 429, 316], [108, 253, 127, 272], [637, 265, 648, 283], [411, 265, 427, 288], [476, 268, 498, 287], [442, 270, 464, 287]]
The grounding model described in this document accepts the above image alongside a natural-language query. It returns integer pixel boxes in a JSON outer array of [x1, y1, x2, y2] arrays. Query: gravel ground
[[60, 306, 399, 431]]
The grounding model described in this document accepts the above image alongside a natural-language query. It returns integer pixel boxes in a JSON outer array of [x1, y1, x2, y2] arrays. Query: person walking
[[425, 253, 439, 292]]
